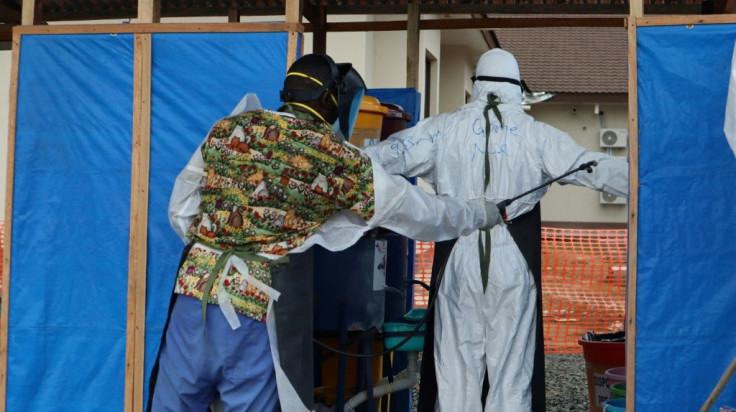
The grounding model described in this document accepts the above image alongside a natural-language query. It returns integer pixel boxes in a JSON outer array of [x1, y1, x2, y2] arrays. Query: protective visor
[[334, 64, 366, 140]]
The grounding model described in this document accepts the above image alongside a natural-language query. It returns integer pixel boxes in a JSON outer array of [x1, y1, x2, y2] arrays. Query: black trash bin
[[379, 103, 412, 141]]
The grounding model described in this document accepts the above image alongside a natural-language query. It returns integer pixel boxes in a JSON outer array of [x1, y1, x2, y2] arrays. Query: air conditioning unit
[[600, 128, 628, 148], [600, 191, 627, 205]]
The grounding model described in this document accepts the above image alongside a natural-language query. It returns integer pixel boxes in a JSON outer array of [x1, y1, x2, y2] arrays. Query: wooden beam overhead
[[323, 2, 702, 15], [0, 23, 12, 40], [725, 0, 736, 13], [0, 1, 21, 24], [30, 2, 703, 24], [637, 14, 736, 25], [301, 16, 627, 32], [13, 21, 303, 34]]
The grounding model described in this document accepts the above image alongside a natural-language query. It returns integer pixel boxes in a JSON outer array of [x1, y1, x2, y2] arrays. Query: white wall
[[438, 45, 474, 113], [302, 15, 374, 83], [528, 102, 629, 224], [422, 29, 441, 117]]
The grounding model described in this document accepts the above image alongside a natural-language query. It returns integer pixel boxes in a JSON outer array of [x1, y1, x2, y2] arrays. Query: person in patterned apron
[[150, 53, 504, 411]]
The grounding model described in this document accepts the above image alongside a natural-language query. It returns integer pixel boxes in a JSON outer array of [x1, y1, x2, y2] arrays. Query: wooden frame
[[626, 10, 736, 412], [5, 0, 736, 409], [0, 31, 20, 412], [0, 18, 302, 412], [12, 22, 304, 35], [626, 14, 639, 412]]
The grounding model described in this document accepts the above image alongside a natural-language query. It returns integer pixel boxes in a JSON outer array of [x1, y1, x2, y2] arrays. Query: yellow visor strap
[[286, 102, 328, 123], [286, 71, 338, 106]]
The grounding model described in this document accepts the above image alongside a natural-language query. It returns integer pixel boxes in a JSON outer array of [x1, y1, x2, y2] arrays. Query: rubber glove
[[480, 200, 503, 230]]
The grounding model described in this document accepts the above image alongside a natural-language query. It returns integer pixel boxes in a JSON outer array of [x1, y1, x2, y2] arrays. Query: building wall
[[438, 44, 475, 113], [527, 102, 629, 224], [303, 14, 444, 117]]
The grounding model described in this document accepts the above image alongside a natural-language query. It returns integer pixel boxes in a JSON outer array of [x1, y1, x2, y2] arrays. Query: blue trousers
[[151, 294, 278, 412]]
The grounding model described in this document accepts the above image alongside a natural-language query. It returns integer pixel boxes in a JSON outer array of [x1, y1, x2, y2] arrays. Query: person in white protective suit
[[149, 53, 504, 412], [364, 49, 629, 411]]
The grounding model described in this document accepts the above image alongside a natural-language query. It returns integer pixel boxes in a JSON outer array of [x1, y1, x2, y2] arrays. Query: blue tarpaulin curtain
[[10, 33, 135, 411], [637, 24, 736, 411], [146, 31, 288, 405], [9, 31, 288, 411]]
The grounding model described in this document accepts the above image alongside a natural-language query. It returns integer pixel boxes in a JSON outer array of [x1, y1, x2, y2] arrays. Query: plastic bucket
[[379, 103, 411, 141], [601, 397, 626, 411], [578, 339, 625, 412], [351, 96, 388, 148], [610, 382, 626, 399], [605, 367, 626, 388], [382, 308, 427, 352]]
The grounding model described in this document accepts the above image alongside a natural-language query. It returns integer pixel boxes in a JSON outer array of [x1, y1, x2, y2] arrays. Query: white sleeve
[[539, 125, 629, 198], [168, 144, 206, 243], [363, 115, 444, 184], [365, 161, 487, 242]]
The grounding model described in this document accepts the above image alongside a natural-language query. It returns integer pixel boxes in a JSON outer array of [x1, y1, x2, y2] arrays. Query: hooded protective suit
[[364, 49, 628, 411]]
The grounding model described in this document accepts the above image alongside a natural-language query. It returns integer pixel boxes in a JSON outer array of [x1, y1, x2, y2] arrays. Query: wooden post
[[0, 31, 21, 412], [625, 15, 639, 412], [312, 3, 327, 55], [137, 0, 161, 25], [228, 7, 240, 23], [726, 0, 736, 13], [21, 0, 35, 25], [285, 0, 301, 70], [626, 0, 642, 410], [124, 32, 153, 412], [124, 2, 158, 411], [33, 0, 43, 25], [630, 0, 643, 18], [406, 3, 420, 90]]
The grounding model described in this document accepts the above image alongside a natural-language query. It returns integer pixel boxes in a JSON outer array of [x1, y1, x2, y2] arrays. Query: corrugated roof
[[495, 26, 628, 94]]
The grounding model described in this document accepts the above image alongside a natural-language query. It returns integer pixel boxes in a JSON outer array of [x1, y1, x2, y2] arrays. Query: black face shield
[[280, 54, 366, 139]]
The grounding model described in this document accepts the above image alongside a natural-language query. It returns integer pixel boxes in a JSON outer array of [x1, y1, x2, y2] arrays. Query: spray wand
[[497, 160, 598, 221]]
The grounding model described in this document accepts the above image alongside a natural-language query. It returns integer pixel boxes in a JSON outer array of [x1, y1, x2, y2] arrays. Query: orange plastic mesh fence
[[412, 227, 627, 354]]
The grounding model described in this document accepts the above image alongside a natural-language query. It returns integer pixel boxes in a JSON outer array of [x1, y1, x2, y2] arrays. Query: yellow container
[[350, 95, 389, 148]]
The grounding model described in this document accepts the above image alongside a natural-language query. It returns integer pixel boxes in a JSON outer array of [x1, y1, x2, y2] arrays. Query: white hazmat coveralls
[[364, 49, 628, 411]]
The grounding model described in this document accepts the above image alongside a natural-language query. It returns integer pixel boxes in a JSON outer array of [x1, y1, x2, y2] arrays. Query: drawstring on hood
[[472, 48, 522, 292], [477, 92, 502, 293]]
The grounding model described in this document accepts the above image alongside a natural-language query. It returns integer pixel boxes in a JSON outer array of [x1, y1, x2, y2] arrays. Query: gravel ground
[[545, 353, 590, 412], [411, 352, 590, 411]]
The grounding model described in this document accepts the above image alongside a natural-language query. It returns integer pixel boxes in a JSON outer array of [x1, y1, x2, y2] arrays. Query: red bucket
[[578, 339, 625, 412]]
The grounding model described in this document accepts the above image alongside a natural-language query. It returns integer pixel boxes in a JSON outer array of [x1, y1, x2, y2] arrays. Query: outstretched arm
[[539, 124, 629, 198]]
